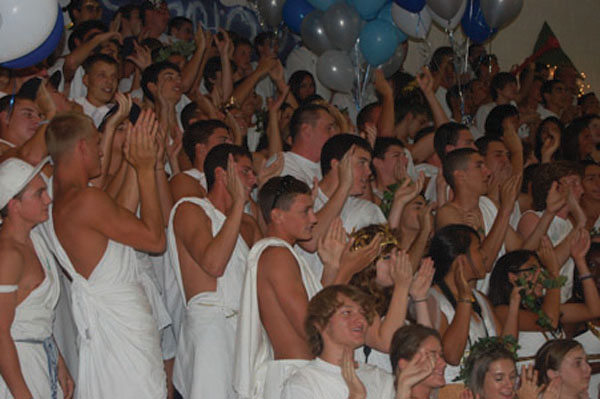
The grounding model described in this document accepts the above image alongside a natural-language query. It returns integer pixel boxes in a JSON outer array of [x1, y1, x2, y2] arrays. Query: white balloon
[[391, 3, 432, 40], [0, 0, 59, 63], [427, 0, 467, 31]]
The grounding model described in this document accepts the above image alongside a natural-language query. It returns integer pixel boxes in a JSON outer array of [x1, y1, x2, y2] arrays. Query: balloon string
[[354, 40, 362, 111], [360, 64, 372, 110]]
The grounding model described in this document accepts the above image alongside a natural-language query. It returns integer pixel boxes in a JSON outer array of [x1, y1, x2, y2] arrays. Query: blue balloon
[[351, 0, 388, 20], [359, 20, 399, 66], [2, 5, 64, 69], [307, 0, 343, 11], [461, 0, 497, 43], [392, 0, 426, 13], [283, 0, 316, 34], [377, 2, 408, 43]]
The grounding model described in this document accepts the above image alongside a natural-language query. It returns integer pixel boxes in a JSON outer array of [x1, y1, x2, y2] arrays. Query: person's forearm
[[105, 157, 129, 199], [415, 301, 432, 327], [407, 229, 430, 273], [481, 209, 511, 272], [521, 210, 554, 250], [377, 92, 395, 137], [64, 35, 106, 81], [231, 70, 262, 105], [369, 285, 410, 352], [409, 133, 435, 164], [181, 46, 204, 93], [220, 53, 233, 102], [97, 124, 117, 189], [267, 113, 283, 157], [577, 259, 600, 319], [540, 288, 561, 330], [501, 296, 520, 337], [0, 335, 32, 399], [442, 302, 472, 365], [155, 168, 173, 226], [137, 167, 165, 251], [423, 90, 449, 128], [192, 201, 244, 277]]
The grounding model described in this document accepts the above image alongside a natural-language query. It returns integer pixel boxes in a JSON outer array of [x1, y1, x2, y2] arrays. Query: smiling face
[[583, 164, 600, 202], [482, 358, 517, 399], [321, 294, 369, 350], [84, 61, 118, 107]]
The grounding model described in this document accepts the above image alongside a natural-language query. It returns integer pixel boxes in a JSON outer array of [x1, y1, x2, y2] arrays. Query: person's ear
[[270, 208, 283, 225], [547, 369, 559, 380], [508, 272, 518, 285], [82, 73, 89, 89], [194, 143, 206, 164], [147, 82, 158, 98]]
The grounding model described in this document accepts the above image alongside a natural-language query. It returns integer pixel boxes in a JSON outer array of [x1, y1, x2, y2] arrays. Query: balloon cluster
[[254, 0, 523, 93], [0, 0, 64, 69]]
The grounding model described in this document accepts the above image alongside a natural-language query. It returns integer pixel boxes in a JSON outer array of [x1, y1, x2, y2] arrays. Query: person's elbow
[[145, 229, 166, 254]]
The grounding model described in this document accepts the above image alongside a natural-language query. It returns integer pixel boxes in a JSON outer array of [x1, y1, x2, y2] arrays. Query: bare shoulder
[[173, 200, 211, 228], [170, 172, 206, 201], [241, 213, 262, 245], [0, 239, 25, 285], [435, 202, 460, 228], [258, 246, 301, 279]]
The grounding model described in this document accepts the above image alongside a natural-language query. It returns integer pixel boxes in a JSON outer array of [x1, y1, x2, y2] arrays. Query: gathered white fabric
[[429, 288, 498, 383], [168, 197, 249, 398], [0, 227, 63, 399], [182, 168, 207, 190], [271, 152, 322, 187], [234, 238, 322, 399], [281, 357, 394, 399], [45, 207, 166, 399]]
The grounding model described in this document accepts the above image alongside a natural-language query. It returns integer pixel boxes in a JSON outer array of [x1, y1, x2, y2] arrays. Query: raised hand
[[127, 41, 152, 71], [517, 364, 543, 399], [256, 152, 284, 189], [500, 173, 522, 210], [337, 145, 355, 193], [454, 255, 472, 300], [396, 351, 435, 394], [374, 68, 393, 97], [126, 109, 159, 171], [538, 236, 560, 279], [359, 124, 377, 150], [341, 348, 366, 399], [541, 377, 561, 399], [340, 234, 382, 278], [545, 181, 567, 214], [105, 92, 132, 129], [566, 185, 587, 228], [417, 201, 435, 235], [570, 228, 591, 261], [317, 217, 347, 267], [416, 66, 434, 94], [226, 154, 246, 205], [394, 173, 425, 206], [410, 257, 435, 301], [389, 250, 413, 289]]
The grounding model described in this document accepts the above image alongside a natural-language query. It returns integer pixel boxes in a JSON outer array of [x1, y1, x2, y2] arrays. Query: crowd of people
[[0, 0, 599, 398]]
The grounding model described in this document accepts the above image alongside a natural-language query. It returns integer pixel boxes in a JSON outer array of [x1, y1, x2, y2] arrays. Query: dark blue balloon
[[461, 0, 497, 43], [283, 0, 316, 34], [392, 0, 426, 13], [2, 5, 64, 69]]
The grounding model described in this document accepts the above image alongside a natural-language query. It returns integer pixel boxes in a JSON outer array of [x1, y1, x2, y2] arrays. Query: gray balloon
[[257, 0, 284, 28], [323, 3, 362, 51], [425, 0, 463, 21], [316, 50, 355, 93], [301, 10, 333, 56], [480, 0, 523, 29], [379, 43, 405, 78]]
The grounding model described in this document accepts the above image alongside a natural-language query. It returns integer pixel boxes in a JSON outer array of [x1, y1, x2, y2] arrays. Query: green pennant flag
[[533, 22, 577, 72]]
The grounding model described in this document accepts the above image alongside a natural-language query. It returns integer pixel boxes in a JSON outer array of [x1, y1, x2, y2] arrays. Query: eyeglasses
[[271, 175, 297, 211]]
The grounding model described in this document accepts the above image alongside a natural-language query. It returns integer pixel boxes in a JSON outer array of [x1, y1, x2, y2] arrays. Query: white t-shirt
[[74, 97, 111, 127], [281, 357, 395, 399]]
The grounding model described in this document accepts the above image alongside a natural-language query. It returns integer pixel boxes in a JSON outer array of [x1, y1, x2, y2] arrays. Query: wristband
[[579, 274, 594, 282], [458, 297, 475, 304], [412, 297, 428, 303]]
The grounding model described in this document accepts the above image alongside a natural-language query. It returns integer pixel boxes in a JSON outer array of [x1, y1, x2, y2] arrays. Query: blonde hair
[[46, 112, 96, 161]]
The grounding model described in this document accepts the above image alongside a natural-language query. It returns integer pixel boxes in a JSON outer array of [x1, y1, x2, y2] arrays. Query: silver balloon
[[257, 0, 284, 28], [379, 42, 405, 78], [480, 0, 523, 29], [391, 4, 432, 40], [323, 3, 362, 51], [425, 0, 463, 21], [316, 50, 355, 93], [427, 0, 466, 30], [301, 10, 334, 56]]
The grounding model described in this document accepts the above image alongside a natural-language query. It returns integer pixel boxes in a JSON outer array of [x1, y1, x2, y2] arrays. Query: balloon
[[480, 0, 523, 29], [2, 5, 64, 69], [283, 0, 316, 34], [392, 0, 426, 13], [391, 3, 432, 40], [324, 3, 362, 51], [350, 0, 388, 20], [426, 0, 463, 20], [257, 0, 285, 28], [301, 10, 334, 55], [379, 42, 406, 77], [307, 0, 343, 11], [316, 50, 355, 93], [427, 0, 466, 30], [359, 20, 399, 66], [461, 0, 497, 43], [0, 0, 59, 63], [377, 2, 408, 43]]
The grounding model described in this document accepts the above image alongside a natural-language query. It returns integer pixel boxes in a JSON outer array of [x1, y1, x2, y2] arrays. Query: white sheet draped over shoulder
[[234, 238, 322, 399], [0, 227, 63, 399], [45, 207, 166, 399], [167, 197, 249, 399]]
